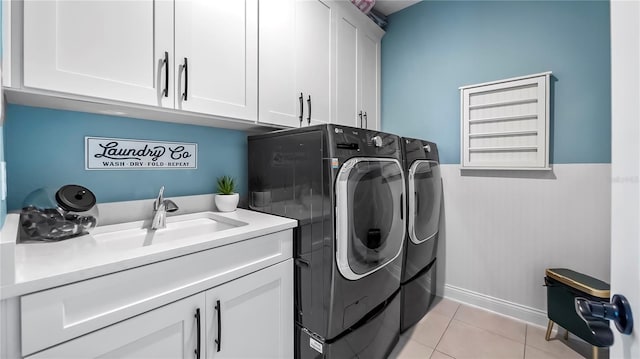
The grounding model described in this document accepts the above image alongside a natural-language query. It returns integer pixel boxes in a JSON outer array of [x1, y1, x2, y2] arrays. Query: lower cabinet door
[[26, 294, 206, 359], [205, 259, 294, 359]]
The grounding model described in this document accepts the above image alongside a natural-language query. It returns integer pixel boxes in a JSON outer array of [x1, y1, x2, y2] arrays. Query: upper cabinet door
[[174, 0, 258, 122], [332, 3, 382, 130], [334, 12, 360, 128], [296, 0, 333, 126], [359, 31, 380, 130], [259, 0, 333, 128], [23, 0, 174, 108], [258, 0, 299, 127]]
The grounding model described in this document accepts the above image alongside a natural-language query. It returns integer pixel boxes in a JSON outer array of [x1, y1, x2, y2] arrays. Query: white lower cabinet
[[25, 260, 293, 359], [205, 259, 293, 359], [26, 294, 204, 359]]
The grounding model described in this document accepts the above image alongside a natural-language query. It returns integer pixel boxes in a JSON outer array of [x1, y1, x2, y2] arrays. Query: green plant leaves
[[216, 176, 236, 195]]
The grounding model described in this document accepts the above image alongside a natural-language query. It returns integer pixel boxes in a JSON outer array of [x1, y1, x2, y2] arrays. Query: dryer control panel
[[402, 137, 440, 167]]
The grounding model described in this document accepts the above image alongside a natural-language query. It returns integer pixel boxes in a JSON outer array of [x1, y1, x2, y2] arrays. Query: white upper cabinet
[[174, 0, 257, 121], [334, 2, 383, 130], [296, 0, 333, 126], [258, 0, 299, 127], [23, 0, 174, 108], [13, 0, 380, 129], [359, 31, 381, 130], [335, 13, 359, 128], [20, 0, 258, 122], [259, 0, 334, 128]]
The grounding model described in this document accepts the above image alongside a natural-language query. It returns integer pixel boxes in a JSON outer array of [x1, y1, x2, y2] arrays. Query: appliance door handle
[[415, 191, 419, 215], [194, 308, 201, 359], [299, 93, 304, 126], [215, 299, 222, 352], [364, 111, 368, 128], [400, 194, 404, 220], [359, 111, 363, 127], [162, 51, 169, 98], [307, 95, 312, 125], [182, 57, 189, 101]]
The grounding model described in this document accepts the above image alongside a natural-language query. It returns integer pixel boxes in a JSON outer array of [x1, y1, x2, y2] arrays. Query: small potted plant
[[215, 176, 239, 212]]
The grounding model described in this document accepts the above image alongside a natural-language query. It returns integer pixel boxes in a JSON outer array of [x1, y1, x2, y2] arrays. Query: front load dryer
[[248, 125, 406, 358], [400, 137, 443, 332]]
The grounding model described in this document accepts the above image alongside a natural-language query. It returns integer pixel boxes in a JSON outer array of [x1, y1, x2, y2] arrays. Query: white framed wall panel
[[460, 72, 551, 170], [436, 164, 611, 326]]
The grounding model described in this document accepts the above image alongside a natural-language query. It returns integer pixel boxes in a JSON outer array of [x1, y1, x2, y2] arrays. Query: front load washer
[[400, 137, 443, 332], [248, 124, 406, 358]]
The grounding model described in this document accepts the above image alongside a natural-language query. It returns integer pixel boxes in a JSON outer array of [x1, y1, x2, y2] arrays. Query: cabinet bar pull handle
[[215, 299, 222, 352], [182, 57, 189, 101], [307, 95, 312, 125], [298, 93, 304, 126], [358, 111, 363, 127], [162, 51, 169, 98], [364, 112, 368, 129], [194, 308, 201, 359]]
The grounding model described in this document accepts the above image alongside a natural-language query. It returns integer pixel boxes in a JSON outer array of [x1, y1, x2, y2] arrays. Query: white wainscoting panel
[[436, 164, 611, 326]]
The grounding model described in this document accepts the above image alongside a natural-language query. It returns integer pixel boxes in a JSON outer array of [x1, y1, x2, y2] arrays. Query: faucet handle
[[164, 199, 179, 213]]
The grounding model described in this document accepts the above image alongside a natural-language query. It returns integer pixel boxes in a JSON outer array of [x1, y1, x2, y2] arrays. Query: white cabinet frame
[[460, 72, 552, 170]]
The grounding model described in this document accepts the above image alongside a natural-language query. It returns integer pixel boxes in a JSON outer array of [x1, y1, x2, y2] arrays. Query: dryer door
[[408, 160, 442, 244], [335, 158, 406, 280]]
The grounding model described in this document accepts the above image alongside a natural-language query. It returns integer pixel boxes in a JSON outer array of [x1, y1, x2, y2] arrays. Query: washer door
[[408, 160, 442, 244], [336, 158, 406, 280]]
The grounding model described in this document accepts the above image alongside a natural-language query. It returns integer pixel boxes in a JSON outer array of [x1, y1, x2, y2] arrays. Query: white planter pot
[[215, 193, 239, 212]]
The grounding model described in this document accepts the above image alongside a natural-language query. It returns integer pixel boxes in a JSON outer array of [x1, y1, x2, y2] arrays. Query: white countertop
[[0, 207, 297, 300]]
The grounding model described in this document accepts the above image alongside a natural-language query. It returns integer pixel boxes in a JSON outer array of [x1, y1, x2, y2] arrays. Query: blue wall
[[381, 0, 611, 164], [5, 105, 248, 211]]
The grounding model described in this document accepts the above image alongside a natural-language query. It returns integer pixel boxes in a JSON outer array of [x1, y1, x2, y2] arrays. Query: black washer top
[[56, 184, 96, 212]]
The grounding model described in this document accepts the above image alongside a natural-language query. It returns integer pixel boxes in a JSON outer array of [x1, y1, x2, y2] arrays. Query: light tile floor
[[388, 297, 609, 359]]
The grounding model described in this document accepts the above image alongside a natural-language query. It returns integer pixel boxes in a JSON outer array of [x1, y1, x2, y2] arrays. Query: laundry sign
[[85, 137, 197, 170]]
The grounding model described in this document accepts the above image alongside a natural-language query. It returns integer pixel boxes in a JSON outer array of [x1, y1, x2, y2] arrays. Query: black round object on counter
[[55, 184, 96, 212]]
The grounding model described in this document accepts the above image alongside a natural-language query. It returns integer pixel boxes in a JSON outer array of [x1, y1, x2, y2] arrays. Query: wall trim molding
[[441, 284, 549, 328]]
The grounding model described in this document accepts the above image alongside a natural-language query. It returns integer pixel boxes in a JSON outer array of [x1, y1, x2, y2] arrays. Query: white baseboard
[[442, 284, 549, 328]]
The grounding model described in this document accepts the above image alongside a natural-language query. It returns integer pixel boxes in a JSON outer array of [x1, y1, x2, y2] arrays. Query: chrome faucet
[[151, 186, 179, 230]]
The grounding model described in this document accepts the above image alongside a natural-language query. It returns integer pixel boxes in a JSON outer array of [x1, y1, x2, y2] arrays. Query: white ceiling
[[373, 0, 421, 16]]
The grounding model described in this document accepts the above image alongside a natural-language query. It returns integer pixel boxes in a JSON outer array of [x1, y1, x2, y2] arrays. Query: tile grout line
[[523, 325, 528, 359], [452, 316, 527, 346], [451, 305, 529, 346], [432, 303, 461, 357]]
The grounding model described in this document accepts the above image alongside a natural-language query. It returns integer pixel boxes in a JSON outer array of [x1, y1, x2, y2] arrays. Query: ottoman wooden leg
[[592, 346, 599, 359], [545, 320, 554, 341], [564, 329, 569, 340]]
